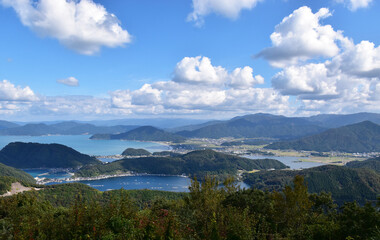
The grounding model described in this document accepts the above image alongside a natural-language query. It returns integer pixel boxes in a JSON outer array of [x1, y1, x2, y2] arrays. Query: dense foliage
[[243, 164, 380, 205], [0, 142, 101, 168], [267, 121, 380, 153], [346, 156, 380, 173], [91, 126, 186, 142], [121, 148, 151, 156], [0, 176, 378, 239], [76, 150, 288, 180], [0, 163, 36, 194]]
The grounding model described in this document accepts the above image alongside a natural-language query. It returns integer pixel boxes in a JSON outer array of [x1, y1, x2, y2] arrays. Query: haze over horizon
[[1, 0, 380, 121]]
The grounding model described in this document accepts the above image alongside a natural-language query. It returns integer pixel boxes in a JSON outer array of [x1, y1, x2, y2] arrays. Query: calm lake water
[[244, 155, 325, 169], [0, 135, 170, 155]]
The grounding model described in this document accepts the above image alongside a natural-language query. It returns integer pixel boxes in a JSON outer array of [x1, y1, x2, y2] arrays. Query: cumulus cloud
[[272, 63, 340, 100], [257, 6, 345, 67], [0, 0, 131, 55], [188, 0, 262, 25], [0, 80, 38, 101], [110, 56, 289, 115], [57, 77, 79, 87], [336, 0, 373, 11]]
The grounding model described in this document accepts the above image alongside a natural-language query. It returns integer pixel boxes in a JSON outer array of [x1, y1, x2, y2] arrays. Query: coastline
[[35, 172, 189, 185]]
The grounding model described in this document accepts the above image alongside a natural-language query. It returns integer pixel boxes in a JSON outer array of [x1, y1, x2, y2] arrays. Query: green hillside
[[0, 162, 36, 194], [76, 149, 287, 180], [346, 156, 380, 173], [266, 121, 380, 153], [91, 126, 186, 142], [243, 164, 380, 205], [0, 142, 101, 168], [121, 148, 151, 156]]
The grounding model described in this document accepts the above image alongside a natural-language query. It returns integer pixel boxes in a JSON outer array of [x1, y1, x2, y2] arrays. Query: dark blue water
[[78, 175, 191, 192]]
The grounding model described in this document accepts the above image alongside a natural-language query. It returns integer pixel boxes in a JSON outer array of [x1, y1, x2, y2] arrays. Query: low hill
[[91, 126, 186, 142], [266, 121, 380, 153], [0, 142, 101, 168], [177, 113, 325, 139], [346, 156, 380, 173], [243, 164, 380, 205], [76, 149, 287, 180], [0, 162, 36, 194], [121, 148, 151, 156]]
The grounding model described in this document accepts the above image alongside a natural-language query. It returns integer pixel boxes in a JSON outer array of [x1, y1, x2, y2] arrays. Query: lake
[[244, 155, 325, 169], [0, 135, 170, 155]]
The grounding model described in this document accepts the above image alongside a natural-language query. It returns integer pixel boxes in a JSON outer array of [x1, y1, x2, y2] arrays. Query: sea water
[[0, 135, 170, 155]]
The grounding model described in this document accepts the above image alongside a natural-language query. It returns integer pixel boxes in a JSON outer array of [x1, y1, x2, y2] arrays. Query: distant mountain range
[[0, 121, 138, 136], [91, 126, 186, 142], [2, 112, 380, 139], [0, 142, 101, 168], [266, 121, 380, 153], [176, 113, 326, 139]]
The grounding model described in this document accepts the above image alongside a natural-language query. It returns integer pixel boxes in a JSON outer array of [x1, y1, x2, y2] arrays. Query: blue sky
[[0, 0, 379, 121]]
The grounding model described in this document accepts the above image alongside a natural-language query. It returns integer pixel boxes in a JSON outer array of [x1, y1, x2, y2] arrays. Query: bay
[[245, 155, 325, 169], [0, 135, 170, 155]]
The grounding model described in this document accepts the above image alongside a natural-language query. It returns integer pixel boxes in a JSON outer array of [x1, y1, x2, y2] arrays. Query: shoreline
[[35, 172, 189, 185]]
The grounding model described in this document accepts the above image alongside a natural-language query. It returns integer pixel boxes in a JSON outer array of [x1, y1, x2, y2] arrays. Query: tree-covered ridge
[[243, 164, 380, 205], [76, 149, 288, 180], [91, 126, 186, 142], [121, 148, 151, 156], [266, 121, 380, 153], [0, 163, 36, 194], [0, 176, 378, 239], [346, 156, 380, 173], [0, 142, 101, 168]]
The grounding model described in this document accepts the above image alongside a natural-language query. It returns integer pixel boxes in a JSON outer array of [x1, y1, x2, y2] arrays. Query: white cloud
[[0, 80, 38, 101], [329, 40, 380, 78], [229, 67, 264, 89], [173, 56, 228, 86], [131, 84, 162, 105], [188, 0, 262, 26], [0, 0, 131, 55], [272, 63, 340, 100], [257, 6, 345, 67], [57, 77, 79, 87], [110, 56, 290, 115], [336, 0, 373, 11]]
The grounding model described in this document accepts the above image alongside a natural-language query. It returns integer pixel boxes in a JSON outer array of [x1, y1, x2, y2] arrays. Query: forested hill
[[0, 162, 35, 184], [266, 121, 380, 153], [76, 149, 287, 180], [91, 126, 186, 142], [121, 148, 151, 156], [0, 142, 101, 168], [0, 162, 36, 194], [243, 163, 380, 205], [176, 113, 325, 139], [346, 156, 380, 173]]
